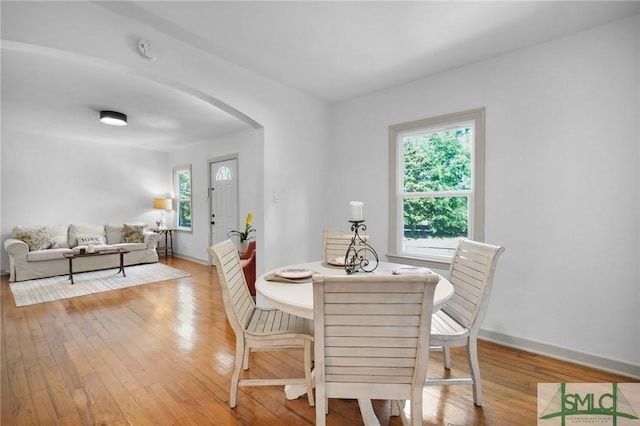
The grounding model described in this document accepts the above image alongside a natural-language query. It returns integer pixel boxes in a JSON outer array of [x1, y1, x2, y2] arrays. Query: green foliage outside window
[[178, 170, 192, 228], [403, 128, 471, 239]]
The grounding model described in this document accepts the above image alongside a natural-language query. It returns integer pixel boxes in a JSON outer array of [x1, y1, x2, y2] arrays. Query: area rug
[[9, 263, 191, 307]]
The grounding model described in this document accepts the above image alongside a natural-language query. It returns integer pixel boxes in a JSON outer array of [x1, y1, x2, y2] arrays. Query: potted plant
[[228, 213, 256, 252]]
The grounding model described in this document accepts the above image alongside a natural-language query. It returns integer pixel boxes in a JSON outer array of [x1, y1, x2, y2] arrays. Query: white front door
[[210, 158, 238, 264]]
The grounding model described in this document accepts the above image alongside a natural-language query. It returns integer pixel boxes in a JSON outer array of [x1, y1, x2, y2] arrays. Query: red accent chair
[[239, 241, 256, 296]]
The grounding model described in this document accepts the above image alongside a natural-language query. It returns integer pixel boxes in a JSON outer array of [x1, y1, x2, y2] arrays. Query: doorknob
[[211, 221, 215, 225]]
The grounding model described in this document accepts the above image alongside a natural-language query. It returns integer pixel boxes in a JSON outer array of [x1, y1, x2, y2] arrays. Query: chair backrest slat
[[444, 239, 505, 330], [314, 273, 438, 400], [208, 240, 256, 333], [322, 230, 369, 262]]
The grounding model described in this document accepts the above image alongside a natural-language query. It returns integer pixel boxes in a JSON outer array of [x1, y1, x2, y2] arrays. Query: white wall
[[0, 129, 169, 268], [1, 2, 329, 275], [328, 16, 640, 373], [167, 129, 259, 263]]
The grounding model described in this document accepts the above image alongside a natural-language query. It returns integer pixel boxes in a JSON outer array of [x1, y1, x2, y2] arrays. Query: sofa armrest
[[4, 238, 28, 281], [4, 238, 28, 258], [144, 231, 160, 249]]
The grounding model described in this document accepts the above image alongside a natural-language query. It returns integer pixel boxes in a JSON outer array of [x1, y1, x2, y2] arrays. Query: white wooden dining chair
[[426, 239, 505, 406], [313, 273, 439, 426], [208, 239, 314, 408], [321, 230, 369, 262]]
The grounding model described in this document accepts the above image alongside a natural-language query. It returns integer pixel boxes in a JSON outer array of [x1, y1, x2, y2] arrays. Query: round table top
[[256, 260, 455, 320]]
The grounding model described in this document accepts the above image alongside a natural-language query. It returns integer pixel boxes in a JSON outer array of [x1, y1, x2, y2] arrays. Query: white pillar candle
[[349, 201, 364, 221]]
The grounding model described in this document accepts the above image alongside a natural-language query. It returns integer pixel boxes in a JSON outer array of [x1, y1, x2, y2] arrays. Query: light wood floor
[[2, 257, 636, 425]]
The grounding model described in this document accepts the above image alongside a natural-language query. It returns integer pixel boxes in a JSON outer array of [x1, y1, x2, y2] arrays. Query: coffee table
[[63, 248, 129, 284]]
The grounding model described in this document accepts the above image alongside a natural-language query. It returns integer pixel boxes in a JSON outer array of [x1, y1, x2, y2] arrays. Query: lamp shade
[[153, 198, 173, 210], [100, 110, 127, 126]]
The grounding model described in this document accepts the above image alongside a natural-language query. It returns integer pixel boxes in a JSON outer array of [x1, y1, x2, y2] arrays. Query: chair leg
[[391, 400, 401, 416], [410, 395, 422, 426], [229, 338, 245, 408], [304, 340, 315, 406], [443, 345, 452, 369], [357, 399, 380, 425], [467, 339, 482, 406], [392, 400, 409, 425], [243, 345, 250, 370], [315, 385, 326, 425]]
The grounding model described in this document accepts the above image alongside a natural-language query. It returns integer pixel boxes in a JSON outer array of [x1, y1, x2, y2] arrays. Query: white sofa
[[4, 223, 160, 282]]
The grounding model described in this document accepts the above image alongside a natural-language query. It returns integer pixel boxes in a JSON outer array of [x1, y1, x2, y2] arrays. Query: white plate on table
[[327, 257, 347, 267], [276, 268, 313, 280], [392, 266, 432, 275]]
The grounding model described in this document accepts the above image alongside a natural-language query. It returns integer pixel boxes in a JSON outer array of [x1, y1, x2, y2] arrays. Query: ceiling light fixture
[[99, 110, 128, 126]]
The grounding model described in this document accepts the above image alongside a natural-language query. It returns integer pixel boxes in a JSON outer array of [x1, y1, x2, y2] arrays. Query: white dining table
[[255, 260, 455, 426]]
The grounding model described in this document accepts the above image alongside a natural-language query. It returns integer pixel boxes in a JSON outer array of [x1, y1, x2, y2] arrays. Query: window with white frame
[[174, 165, 192, 231], [388, 108, 485, 266]]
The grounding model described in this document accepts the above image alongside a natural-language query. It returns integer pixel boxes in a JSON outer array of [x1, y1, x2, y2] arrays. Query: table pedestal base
[[284, 372, 382, 426], [285, 383, 309, 400]]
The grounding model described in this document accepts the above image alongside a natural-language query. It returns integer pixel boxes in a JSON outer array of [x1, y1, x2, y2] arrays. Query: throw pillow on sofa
[[69, 224, 106, 248], [105, 224, 124, 245], [76, 235, 106, 245], [123, 224, 146, 243], [12, 226, 59, 251], [47, 224, 70, 248]]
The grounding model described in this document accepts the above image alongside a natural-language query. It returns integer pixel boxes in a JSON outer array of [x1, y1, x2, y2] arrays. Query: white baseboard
[[479, 329, 640, 380], [169, 253, 209, 266]]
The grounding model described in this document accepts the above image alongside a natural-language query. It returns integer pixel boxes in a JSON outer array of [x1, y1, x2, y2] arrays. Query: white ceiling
[[2, 1, 638, 151], [1, 48, 251, 151], [107, 1, 638, 103]]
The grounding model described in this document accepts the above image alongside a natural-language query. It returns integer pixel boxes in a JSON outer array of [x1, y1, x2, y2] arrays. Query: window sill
[[385, 253, 451, 272]]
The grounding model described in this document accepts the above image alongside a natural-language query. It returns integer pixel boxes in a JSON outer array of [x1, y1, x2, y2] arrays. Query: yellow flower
[[228, 212, 256, 243]]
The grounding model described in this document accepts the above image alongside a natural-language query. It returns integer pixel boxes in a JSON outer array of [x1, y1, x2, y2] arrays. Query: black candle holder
[[345, 220, 379, 274]]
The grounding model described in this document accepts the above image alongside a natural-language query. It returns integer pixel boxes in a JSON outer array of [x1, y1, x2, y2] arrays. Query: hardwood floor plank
[[2, 257, 637, 425], [4, 355, 39, 425], [82, 371, 130, 425], [130, 385, 182, 425], [68, 384, 101, 425], [25, 364, 59, 424], [147, 382, 202, 426]]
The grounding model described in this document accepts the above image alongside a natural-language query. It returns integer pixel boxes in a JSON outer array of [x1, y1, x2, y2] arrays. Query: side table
[[151, 228, 175, 257]]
